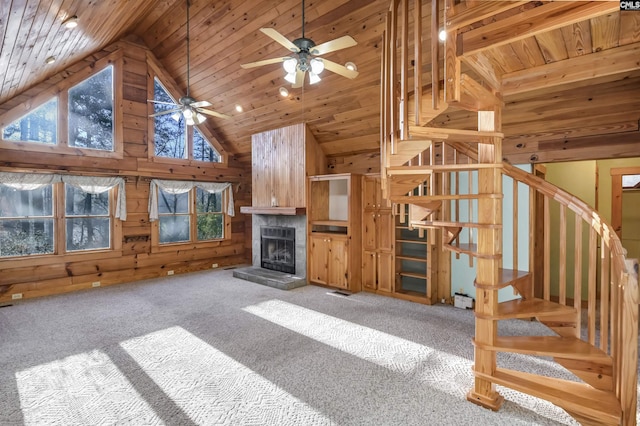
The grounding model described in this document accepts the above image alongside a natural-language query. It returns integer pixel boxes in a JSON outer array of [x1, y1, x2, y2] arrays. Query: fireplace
[[261, 226, 296, 274]]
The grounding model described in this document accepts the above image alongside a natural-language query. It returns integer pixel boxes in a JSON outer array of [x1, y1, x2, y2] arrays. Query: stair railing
[[503, 162, 639, 425]]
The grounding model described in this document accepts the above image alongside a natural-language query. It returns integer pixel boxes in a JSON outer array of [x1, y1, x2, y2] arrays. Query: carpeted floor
[[0, 268, 635, 425]]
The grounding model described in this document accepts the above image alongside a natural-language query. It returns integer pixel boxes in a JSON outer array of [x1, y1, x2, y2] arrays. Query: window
[[0, 184, 55, 257], [149, 180, 233, 248], [157, 189, 190, 244], [0, 61, 119, 157], [0, 173, 125, 258], [2, 98, 57, 144], [65, 185, 111, 251], [196, 188, 223, 240], [68, 66, 114, 151], [622, 175, 640, 190], [152, 78, 221, 163]]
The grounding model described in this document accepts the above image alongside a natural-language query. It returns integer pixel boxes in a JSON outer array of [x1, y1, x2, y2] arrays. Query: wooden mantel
[[240, 206, 306, 215]]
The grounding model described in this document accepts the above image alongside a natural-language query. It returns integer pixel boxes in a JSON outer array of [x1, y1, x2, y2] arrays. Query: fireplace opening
[[261, 226, 296, 274]]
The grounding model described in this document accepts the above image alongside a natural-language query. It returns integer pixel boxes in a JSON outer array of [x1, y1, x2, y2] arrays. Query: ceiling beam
[[501, 42, 640, 96], [446, 1, 528, 32], [459, 1, 619, 57]]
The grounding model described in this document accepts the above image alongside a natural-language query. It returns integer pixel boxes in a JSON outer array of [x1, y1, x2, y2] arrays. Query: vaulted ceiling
[[1, 1, 639, 164]]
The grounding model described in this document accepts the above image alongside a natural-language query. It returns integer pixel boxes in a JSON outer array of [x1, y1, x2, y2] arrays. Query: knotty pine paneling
[[0, 38, 250, 303], [251, 123, 326, 208]]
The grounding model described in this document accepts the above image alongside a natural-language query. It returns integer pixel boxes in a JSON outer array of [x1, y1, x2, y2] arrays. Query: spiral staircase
[[380, 1, 639, 424]]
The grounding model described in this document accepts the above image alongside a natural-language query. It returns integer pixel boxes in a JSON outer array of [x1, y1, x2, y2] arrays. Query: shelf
[[240, 206, 306, 215], [396, 239, 428, 245], [398, 271, 427, 279], [396, 255, 427, 262], [311, 220, 348, 227]]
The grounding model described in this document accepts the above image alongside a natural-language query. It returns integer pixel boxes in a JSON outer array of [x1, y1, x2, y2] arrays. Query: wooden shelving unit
[[307, 173, 362, 292]]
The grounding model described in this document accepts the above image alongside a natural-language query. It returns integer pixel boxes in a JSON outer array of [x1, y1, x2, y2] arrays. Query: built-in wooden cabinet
[[307, 173, 361, 292], [361, 175, 394, 293], [394, 203, 438, 304]]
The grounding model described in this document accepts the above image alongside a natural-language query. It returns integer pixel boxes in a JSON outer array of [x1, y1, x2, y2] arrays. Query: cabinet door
[[363, 176, 379, 210], [377, 252, 394, 293], [328, 237, 349, 289], [363, 211, 377, 251], [308, 235, 329, 285], [376, 212, 394, 251], [362, 251, 377, 290]]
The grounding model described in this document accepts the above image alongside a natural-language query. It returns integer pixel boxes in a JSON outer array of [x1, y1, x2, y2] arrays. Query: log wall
[[0, 38, 251, 303]]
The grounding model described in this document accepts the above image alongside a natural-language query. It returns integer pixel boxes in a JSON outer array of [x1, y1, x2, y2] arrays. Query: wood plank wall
[[250, 123, 327, 208], [0, 38, 251, 303]]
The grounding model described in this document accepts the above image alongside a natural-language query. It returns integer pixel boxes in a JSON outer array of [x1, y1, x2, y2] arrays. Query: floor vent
[[332, 291, 351, 297], [0, 304, 13, 308], [224, 266, 237, 270]]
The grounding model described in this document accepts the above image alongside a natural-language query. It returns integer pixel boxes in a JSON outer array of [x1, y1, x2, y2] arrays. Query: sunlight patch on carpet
[[120, 326, 331, 425], [16, 350, 162, 425]]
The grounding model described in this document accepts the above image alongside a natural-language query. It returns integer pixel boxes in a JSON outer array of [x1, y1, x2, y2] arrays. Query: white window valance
[[148, 179, 234, 221], [0, 172, 127, 220], [61, 176, 127, 220]]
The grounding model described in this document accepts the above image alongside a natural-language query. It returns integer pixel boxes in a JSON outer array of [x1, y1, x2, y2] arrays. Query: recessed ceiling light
[[235, 105, 243, 113], [279, 87, 289, 97], [63, 15, 78, 29], [45, 56, 56, 64], [345, 62, 357, 71], [438, 29, 447, 42]]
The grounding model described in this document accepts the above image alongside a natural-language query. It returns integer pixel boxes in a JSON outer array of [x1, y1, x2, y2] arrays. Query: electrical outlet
[[211, 263, 218, 268], [92, 281, 101, 287], [12, 293, 22, 300], [167, 270, 174, 275]]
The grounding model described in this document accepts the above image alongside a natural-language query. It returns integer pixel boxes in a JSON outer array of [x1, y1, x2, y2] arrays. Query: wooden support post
[[401, 0, 409, 140], [414, 0, 423, 125], [467, 110, 504, 411], [431, 0, 439, 111]]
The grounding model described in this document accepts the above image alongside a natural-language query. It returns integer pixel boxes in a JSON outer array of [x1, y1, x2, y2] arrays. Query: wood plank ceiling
[[1, 1, 639, 164]]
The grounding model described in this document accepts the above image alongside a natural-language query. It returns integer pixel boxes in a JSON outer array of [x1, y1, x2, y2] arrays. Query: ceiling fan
[[241, 0, 359, 88], [148, 0, 228, 126]]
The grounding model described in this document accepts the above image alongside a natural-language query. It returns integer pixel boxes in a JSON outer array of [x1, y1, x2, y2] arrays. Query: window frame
[[147, 58, 226, 166], [0, 52, 123, 159], [0, 178, 123, 265], [151, 186, 230, 253]]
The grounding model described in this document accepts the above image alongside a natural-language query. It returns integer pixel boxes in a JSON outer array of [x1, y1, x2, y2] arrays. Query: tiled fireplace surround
[[232, 214, 307, 290]]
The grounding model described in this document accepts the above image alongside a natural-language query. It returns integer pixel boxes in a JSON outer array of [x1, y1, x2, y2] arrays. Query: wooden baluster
[[414, 0, 422, 126], [512, 177, 518, 273], [431, 0, 439, 111], [468, 156, 473, 267], [588, 226, 597, 346], [400, 0, 409, 140], [543, 196, 550, 301], [390, 1, 398, 154], [559, 203, 567, 305], [574, 217, 583, 339], [600, 233, 610, 352]]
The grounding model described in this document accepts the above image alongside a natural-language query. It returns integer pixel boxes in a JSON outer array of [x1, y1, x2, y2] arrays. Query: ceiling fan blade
[[197, 108, 230, 119], [149, 107, 182, 117], [260, 28, 299, 52], [190, 100, 212, 108], [147, 100, 178, 105], [311, 35, 357, 56], [241, 57, 288, 69], [322, 58, 359, 79], [292, 69, 305, 89]]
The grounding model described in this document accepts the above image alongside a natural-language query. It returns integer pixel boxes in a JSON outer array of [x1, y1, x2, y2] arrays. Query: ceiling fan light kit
[[241, 0, 359, 88], [147, 0, 228, 125]]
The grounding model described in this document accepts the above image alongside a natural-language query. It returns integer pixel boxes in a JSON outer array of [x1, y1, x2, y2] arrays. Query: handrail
[[502, 161, 638, 425]]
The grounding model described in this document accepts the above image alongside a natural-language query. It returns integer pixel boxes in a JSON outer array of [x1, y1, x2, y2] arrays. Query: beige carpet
[[0, 267, 633, 425]]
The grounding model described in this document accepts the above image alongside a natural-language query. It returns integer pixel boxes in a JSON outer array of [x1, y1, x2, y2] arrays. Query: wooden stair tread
[[408, 126, 504, 143], [410, 220, 501, 229], [474, 368, 621, 425], [479, 297, 576, 320], [392, 194, 502, 203], [388, 139, 433, 167], [443, 242, 501, 259], [475, 336, 612, 363], [475, 268, 531, 290], [387, 164, 502, 174]]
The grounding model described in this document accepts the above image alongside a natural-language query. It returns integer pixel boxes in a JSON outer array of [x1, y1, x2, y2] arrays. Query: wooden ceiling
[[1, 1, 639, 164]]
